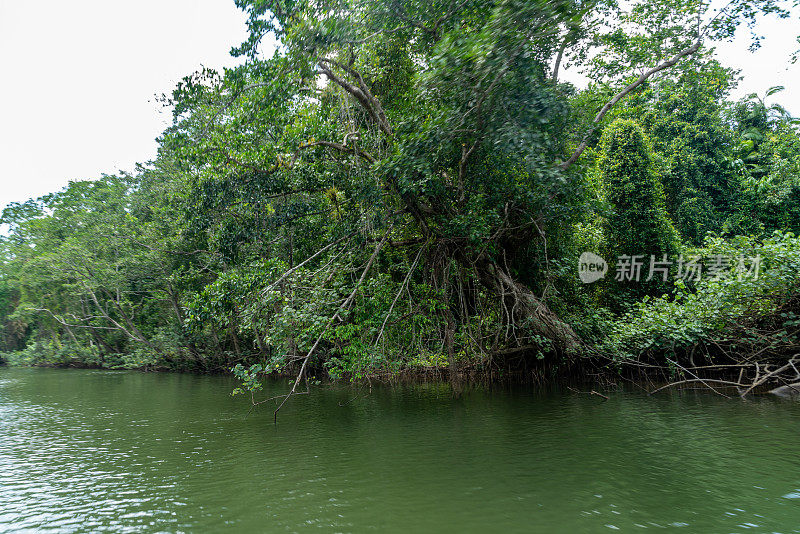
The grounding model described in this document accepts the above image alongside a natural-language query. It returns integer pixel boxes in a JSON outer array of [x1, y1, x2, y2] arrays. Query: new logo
[[578, 252, 608, 283]]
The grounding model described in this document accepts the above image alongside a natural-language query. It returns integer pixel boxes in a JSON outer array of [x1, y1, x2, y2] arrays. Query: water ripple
[[2, 368, 800, 532]]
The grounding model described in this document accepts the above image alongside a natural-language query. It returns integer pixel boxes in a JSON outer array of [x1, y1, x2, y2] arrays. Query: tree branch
[[559, 39, 701, 170], [318, 58, 393, 136], [300, 140, 376, 164], [272, 225, 393, 422]]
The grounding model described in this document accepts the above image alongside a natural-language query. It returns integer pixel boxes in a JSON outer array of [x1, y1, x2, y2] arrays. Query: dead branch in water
[[646, 353, 800, 397], [615, 295, 800, 398], [567, 386, 609, 400]]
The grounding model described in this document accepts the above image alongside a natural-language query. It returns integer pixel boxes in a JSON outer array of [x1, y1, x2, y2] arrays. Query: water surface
[[1, 367, 799, 532]]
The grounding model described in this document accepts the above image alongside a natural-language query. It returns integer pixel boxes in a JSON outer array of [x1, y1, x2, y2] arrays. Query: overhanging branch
[[559, 39, 702, 170]]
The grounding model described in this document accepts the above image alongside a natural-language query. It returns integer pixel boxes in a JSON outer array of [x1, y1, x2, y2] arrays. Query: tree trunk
[[230, 326, 242, 357], [475, 258, 583, 358]]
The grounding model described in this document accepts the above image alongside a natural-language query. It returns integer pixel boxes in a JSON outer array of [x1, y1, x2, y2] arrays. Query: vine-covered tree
[[1, 0, 798, 411], [598, 119, 679, 302]]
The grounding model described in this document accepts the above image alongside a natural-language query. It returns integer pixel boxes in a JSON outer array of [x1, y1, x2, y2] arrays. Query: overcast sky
[[0, 1, 797, 215], [0, 0, 249, 213]]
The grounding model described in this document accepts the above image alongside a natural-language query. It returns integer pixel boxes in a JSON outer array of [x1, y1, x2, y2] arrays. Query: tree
[[169, 0, 794, 412], [644, 64, 741, 244], [598, 119, 679, 302], [730, 89, 800, 233], [1, 0, 796, 414]]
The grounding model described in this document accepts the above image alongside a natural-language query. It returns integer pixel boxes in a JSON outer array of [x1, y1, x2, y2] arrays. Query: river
[[1, 367, 799, 532]]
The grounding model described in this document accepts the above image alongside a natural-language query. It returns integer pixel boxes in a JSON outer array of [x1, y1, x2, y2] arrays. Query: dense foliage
[[597, 119, 680, 303], [2, 0, 800, 399]]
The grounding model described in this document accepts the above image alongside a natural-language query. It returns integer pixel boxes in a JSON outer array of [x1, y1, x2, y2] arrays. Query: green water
[[1, 368, 799, 532]]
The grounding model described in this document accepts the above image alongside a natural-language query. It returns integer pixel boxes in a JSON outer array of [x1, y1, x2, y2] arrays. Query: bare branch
[[273, 225, 393, 422], [649, 378, 748, 395], [560, 40, 701, 170], [317, 58, 393, 136], [260, 233, 355, 297], [374, 243, 426, 347], [300, 140, 376, 164]]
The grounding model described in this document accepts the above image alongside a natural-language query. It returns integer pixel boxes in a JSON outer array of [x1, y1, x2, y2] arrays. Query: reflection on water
[[1, 367, 800, 532]]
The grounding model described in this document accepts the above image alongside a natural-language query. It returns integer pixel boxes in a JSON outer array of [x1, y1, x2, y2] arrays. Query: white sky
[[0, 0, 249, 214], [715, 14, 799, 106], [0, 1, 798, 215]]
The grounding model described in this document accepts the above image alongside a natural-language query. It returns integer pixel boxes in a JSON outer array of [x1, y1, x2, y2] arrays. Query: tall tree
[[598, 119, 679, 302]]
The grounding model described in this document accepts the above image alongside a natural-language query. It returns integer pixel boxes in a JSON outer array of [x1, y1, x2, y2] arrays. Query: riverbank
[[6, 232, 800, 402], [0, 354, 572, 384], [5, 348, 797, 401]]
